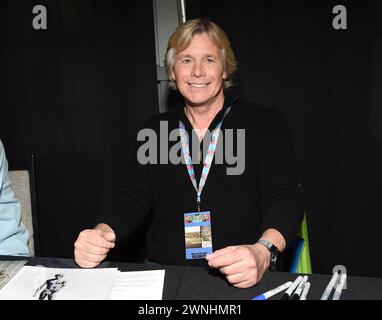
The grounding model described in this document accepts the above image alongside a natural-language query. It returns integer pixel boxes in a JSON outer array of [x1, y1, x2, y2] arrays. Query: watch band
[[257, 239, 280, 271]]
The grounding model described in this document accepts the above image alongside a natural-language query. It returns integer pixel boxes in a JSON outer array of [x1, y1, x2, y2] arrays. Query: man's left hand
[[206, 244, 271, 288]]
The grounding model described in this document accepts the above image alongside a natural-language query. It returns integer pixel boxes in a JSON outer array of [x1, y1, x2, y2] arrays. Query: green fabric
[[296, 214, 312, 274]]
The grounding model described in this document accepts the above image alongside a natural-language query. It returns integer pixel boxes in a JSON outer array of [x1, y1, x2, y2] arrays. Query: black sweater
[[98, 92, 304, 267]]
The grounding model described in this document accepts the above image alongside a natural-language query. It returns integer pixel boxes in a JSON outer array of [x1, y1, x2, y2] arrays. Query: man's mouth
[[188, 83, 210, 88]]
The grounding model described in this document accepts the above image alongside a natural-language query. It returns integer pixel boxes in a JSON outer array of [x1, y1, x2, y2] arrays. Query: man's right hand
[[74, 223, 116, 268]]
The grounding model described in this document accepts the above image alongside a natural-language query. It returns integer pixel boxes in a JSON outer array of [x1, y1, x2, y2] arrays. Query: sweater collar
[[165, 87, 239, 127]]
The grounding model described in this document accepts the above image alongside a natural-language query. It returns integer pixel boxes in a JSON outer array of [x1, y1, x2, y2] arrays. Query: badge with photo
[[184, 211, 212, 259]]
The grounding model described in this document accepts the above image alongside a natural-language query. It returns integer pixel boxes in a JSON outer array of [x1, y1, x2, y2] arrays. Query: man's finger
[[75, 257, 101, 269], [219, 261, 246, 276], [226, 272, 246, 285], [233, 280, 254, 289], [96, 230, 116, 243], [74, 241, 110, 256], [75, 250, 106, 264], [81, 230, 115, 249], [207, 250, 242, 268], [206, 246, 237, 260]]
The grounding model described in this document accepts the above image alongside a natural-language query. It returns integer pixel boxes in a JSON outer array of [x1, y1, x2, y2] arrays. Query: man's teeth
[[190, 83, 208, 87]]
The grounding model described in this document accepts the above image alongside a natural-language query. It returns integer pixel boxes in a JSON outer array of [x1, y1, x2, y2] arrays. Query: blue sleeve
[[0, 140, 30, 256]]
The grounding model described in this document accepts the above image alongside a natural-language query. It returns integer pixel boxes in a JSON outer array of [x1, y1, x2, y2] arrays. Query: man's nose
[[191, 61, 205, 77]]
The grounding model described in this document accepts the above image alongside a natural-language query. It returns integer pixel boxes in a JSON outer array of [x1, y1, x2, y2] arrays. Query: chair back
[[8, 155, 40, 257]]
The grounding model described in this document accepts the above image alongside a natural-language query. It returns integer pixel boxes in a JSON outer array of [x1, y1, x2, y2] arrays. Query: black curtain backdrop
[[187, 0, 382, 277], [0, 0, 158, 260]]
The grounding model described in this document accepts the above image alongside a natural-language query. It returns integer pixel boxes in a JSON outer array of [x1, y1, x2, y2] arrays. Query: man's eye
[[182, 58, 192, 64], [205, 58, 215, 63]]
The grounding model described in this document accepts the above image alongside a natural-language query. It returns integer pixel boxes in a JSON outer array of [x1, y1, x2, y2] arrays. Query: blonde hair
[[165, 18, 237, 89]]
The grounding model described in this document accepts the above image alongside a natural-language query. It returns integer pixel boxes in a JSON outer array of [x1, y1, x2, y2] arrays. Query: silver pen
[[321, 272, 339, 300]]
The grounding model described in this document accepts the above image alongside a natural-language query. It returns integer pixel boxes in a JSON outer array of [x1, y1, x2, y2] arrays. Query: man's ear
[[170, 70, 176, 82]]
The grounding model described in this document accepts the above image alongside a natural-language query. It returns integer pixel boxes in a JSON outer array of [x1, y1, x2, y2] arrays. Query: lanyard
[[179, 106, 231, 212]]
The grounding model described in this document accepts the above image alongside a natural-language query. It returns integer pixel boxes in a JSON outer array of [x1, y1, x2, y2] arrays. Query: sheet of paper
[[108, 270, 165, 300], [0, 260, 28, 289], [0, 266, 119, 300]]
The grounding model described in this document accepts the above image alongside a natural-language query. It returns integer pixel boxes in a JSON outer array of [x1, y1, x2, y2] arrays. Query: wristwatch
[[257, 239, 280, 272]]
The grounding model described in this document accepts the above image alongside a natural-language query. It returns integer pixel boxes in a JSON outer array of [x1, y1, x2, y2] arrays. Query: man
[[74, 18, 303, 288], [0, 139, 30, 256], [33, 273, 66, 300]]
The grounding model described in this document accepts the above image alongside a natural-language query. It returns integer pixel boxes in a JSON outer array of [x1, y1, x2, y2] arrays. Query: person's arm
[[257, 108, 303, 248], [74, 119, 155, 268], [0, 140, 30, 256], [94, 117, 157, 244], [74, 144, 151, 268], [207, 109, 303, 288]]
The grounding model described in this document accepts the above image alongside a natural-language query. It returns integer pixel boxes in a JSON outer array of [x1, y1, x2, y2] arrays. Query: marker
[[251, 281, 293, 300], [291, 275, 308, 300], [320, 271, 339, 300], [332, 273, 347, 300], [280, 276, 303, 300], [300, 282, 310, 300]]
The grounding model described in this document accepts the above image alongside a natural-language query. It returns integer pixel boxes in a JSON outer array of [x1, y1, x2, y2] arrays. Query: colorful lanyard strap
[[179, 106, 231, 212]]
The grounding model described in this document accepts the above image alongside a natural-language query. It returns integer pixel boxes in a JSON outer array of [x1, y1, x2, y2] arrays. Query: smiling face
[[170, 33, 226, 108]]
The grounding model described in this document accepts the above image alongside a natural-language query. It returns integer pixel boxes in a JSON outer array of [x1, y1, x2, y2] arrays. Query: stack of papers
[[0, 260, 28, 290], [0, 265, 165, 300]]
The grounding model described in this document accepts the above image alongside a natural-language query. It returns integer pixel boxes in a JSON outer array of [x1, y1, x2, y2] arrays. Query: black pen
[[280, 275, 302, 300], [291, 276, 308, 300]]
